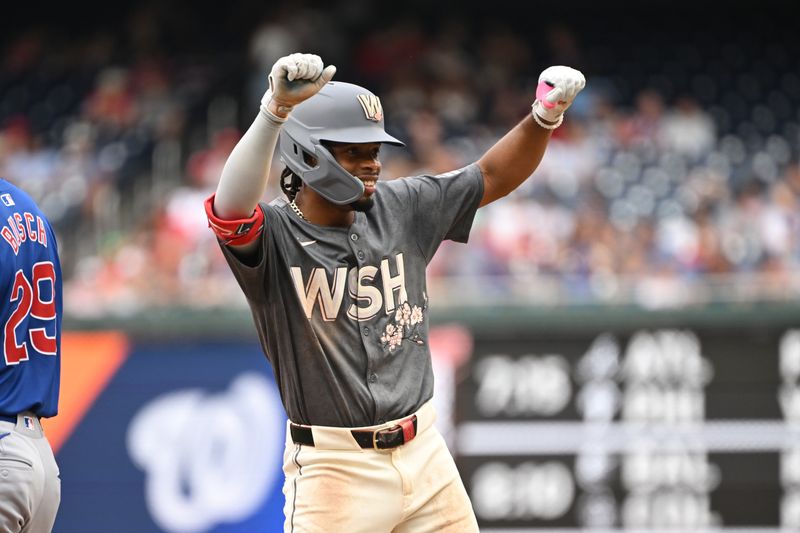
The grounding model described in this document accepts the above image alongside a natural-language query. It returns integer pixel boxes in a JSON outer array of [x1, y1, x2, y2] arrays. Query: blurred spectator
[[84, 67, 138, 136], [659, 95, 716, 161], [617, 89, 666, 149], [185, 127, 241, 189]]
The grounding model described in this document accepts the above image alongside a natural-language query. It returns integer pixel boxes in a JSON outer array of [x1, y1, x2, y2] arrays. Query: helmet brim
[[312, 126, 405, 147]]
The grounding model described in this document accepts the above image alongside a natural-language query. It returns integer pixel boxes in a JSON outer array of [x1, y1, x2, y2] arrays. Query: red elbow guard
[[204, 193, 265, 246]]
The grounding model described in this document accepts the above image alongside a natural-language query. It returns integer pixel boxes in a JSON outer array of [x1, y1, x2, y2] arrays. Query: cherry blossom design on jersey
[[380, 294, 427, 352]]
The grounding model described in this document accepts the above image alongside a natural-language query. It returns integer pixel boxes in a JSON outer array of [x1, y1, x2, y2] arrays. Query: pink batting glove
[[532, 66, 585, 128]]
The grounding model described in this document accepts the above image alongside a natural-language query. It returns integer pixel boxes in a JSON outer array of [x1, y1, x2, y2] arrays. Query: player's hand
[[261, 53, 337, 120], [531, 66, 586, 128]]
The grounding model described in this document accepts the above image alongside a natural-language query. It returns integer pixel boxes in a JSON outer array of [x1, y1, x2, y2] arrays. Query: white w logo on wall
[[126, 373, 284, 533]]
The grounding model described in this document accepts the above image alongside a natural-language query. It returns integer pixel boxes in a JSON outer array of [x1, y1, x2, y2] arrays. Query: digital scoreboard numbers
[[455, 327, 800, 531]]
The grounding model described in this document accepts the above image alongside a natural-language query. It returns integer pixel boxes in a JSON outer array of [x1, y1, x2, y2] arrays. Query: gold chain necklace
[[290, 199, 308, 221]]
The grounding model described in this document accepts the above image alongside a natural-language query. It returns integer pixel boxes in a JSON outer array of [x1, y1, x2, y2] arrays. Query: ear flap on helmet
[[303, 144, 365, 205], [282, 142, 364, 205]]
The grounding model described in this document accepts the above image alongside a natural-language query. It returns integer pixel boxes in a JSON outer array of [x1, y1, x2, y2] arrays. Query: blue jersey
[[0, 179, 62, 418]]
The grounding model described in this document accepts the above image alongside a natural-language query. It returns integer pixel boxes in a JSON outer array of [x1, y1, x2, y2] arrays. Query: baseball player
[[205, 53, 584, 531], [0, 179, 62, 532]]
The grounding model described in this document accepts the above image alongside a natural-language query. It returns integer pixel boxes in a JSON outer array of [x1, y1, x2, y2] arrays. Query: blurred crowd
[[1, 4, 798, 316]]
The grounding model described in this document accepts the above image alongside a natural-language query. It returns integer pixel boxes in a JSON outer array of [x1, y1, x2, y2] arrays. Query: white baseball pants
[[282, 401, 479, 532], [0, 413, 60, 533]]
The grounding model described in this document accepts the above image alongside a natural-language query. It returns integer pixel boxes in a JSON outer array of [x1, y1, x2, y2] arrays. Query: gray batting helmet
[[278, 81, 404, 205]]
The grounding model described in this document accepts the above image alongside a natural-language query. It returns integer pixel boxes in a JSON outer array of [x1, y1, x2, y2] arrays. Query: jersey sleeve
[[217, 201, 288, 304], [214, 202, 277, 304], [400, 163, 484, 262]]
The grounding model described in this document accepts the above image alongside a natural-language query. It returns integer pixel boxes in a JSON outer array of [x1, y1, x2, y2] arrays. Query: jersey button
[[350, 233, 359, 241], [362, 327, 370, 336], [357, 250, 365, 260], [369, 373, 377, 383]]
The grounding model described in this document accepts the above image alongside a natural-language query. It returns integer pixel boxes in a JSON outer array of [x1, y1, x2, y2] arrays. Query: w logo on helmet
[[357, 94, 383, 122]]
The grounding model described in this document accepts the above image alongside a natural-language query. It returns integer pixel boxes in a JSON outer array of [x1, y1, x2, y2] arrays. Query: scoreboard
[[452, 322, 800, 530]]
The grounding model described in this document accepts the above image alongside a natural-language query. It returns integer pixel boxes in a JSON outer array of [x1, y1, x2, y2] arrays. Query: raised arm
[[205, 54, 336, 255], [211, 53, 337, 220], [477, 66, 585, 207]]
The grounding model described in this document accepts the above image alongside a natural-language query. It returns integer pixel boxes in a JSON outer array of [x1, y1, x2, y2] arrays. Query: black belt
[[0, 414, 18, 424], [290, 415, 418, 450]]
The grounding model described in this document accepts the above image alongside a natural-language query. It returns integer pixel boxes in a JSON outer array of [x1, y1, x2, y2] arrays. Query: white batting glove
[[261, 53, 337, 121], [531, 66, 586, 129]]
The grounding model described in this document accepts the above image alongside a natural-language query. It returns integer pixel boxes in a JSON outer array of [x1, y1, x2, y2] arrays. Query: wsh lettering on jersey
[[291, 252, 407, 322]]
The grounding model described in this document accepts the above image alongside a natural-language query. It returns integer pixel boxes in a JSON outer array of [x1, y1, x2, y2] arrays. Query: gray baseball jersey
[[219, 164, 483, 427]]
